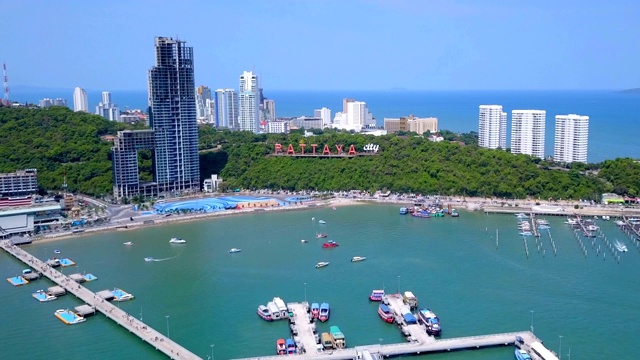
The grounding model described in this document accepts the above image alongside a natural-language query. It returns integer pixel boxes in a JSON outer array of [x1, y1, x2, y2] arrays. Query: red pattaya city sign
[[272, 143, 380, 157]]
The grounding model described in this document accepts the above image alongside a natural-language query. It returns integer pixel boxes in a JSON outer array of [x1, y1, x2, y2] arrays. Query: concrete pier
[[0, 240, 200, 360]]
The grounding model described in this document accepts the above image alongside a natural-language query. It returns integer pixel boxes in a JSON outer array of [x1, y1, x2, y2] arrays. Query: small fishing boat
[[169, 238, 186, 244], [123, 242, 133, 246], [229, 248, 242, 253], [315, 262, 330, 268], [144, 257, 155, 262], [276, 338, 286, 355], [311, 302, 320, 318], [351, 256, 367, 262]]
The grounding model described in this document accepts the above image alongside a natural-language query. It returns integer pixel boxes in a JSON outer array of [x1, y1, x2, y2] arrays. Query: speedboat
[[54, 249, 61, 254], [615, 220, 625, 226], [614, 240, 628, 253], [169, 238, 186, 244], [311, 303, 320, 319], [369, 289, 384, 301], [123, 241, 133, 246], [515, 213, 528, 219], [315, 261, 330, 268], [285, 338, 296, 354], [351, 256, 366, 262], [229, 248, 242, 253], [54, 309, 86, 325], [515, 348, 532, 360], [322, 240, 339, 248], [318, 220, 326, 224], [418, 308, 441, 336], [144, 257, 155, 262], [315, 232, 328, 238], [602, 215, 610, 221], [565, 218, 578, 225], [378, 304, 394, 323], [257, 305, 273, 321], [276, 338, 286, 355], [300, 239, 308, 243], [519, 231, 533, 236], [399, 207, 408, 215], [319, 302, 330, 322], [33, 289, 57, 302]]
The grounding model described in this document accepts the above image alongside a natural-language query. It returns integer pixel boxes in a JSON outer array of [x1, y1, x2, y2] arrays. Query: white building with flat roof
[[332, 99, 373, 132], [554, 114, 589, 163], [215, 89, 238, 129], [238, 71, 260, 133], [510, 110, 546, 159], [314, 107, 332, 127], [478, 105, 507, 149], [73, 87, 88, 112]]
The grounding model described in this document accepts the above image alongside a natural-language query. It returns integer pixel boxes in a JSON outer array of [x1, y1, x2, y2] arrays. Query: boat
[[285, 338, 296, 354], [315, 232, 328, 238], [169, 237, 186, 244], [322, 240, 339, 248], [257, 305, 273, 321], [144, 257, 155, 262], [536, 219, 549, 225], [515, 348, 532, 360], [319, 302, 330, 322], [276, 338, 286, 355], [311, 302, 320, 318], [369, 289, 384, 301], [515, 213, 528, 219], [300, 239, 308, 243], [451, 210, 459, 217], [615, 220, 626, 226], [54, 249, 61, 254], [229, 248, 242, 253], [315, 262, 330, 268], [418, 308, 441, 336], [519, 231, 533, 236], [400, 306, 417, 324], [411, 211, 430, 218], [399, 207, 408, 215], [32, 289, 57, 302], [267, 302, 282, 320], [614, 240, 628, 252], [54, 309, 86, 325], [602, 215, 610, 221], [377, 304, 394, 323], [272, 297, 288, 318], [564, 218, 578, 225], [329, 325, 346, 349], [351, 256, 366, 262], [586, 224, 600, 231], [123, 242, 133, 246], [333, 207, 337, 211], [318, 220, 326, 224], [538, 225, 550, 230]]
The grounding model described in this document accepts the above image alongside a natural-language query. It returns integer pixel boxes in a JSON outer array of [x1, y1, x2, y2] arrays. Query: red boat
[[369, 289, 384, 301], [276, 338, 286, 355], [378, 304, 394, 323], [322, 240, 339, 248]]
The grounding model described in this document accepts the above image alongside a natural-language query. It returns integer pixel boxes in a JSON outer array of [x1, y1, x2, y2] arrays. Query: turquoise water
[[1, 204, 638, 359]]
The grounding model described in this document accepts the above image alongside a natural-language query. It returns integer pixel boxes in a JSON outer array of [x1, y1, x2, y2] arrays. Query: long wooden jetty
[[0, 240, 200, 360]]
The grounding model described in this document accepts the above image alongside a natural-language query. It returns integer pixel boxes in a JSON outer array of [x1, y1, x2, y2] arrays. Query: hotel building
[[478, 105, 507, 149], [510, 110, 546, 159], [215, 89, 238, 129], [96, 91, 120, 121], [238, 71, 260, 133], [73, 87, 88, 112], [314, 107, 332, 127], [554, 114, 589, 163], [384, 116, 438, 135], [332, 99, 374, 132]]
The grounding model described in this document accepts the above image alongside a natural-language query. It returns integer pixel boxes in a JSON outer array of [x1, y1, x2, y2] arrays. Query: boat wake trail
[[153, 255, 178, 262]]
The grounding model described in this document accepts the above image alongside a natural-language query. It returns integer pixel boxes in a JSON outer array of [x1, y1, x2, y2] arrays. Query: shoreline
[[26, 195, 640, 246]]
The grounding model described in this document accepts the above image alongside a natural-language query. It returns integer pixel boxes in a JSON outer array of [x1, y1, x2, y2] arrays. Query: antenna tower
[[2, 62, 9, 106]]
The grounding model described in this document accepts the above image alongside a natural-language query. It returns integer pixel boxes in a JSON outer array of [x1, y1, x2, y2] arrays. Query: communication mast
[[2, 62, 9, 106]]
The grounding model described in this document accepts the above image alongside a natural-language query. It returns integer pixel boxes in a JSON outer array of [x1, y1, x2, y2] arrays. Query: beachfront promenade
[[0, 240, 200, 360]]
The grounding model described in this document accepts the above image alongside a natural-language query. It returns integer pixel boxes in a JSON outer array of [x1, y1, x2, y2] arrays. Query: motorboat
[[54, 249, 61, 254], [315, 232, 328, 238], [519, 231, 533, 236], [300, 239, 308, 243], [311, 302, 320, 319], [602, 215, 611, 221], [538, 225, 550, 230], [351, 256, 366, 262], [144, 257, 155, 262], [257, 305, 273, 321], [315, 262, 330, 268], [564, 218, 578, 225], [322, 240, 339, 248], [615, 220, 625, 226], [369, 289, 384, 301], [378, 304, 394, 323], [318, 220, 326, 224], [536, 219, 549, 225], [614, 240, 628, 253], [515, 213, 528, 219], [285, 338, 296, 354], [418, 308, 441, 336], [123, 241, 133, 246], [319, 302, 330, 322], [229, 248, 242, 253], [276, 338, 286, 355], [169, 238, 186, 244], [54, 309, 86, 325], [399, 207, 408, 215], [33, 290, 57, 302], [515, 348, 532, 360]]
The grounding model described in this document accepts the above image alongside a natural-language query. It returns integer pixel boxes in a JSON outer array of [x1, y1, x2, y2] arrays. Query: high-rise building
[[148, 36, 200, 195], [196, 85, 212, 120], [39, 98, 53, 108], [73, 87, 88, 112], [332, 99, 373, 132], [263, 99, 276, 123], [554, 114, 589, 163], [53, 98, 67, 107], [384, 116, 438, 135], [314, 107, 332, 127], [510, 110, 546, 159], [215, 89, 238, 128], [478, 105, 507, 149], [238, 71, 260, 133], [96, 91, 120, 121]]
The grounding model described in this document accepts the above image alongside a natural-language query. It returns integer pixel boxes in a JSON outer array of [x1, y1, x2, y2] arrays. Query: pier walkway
[[0, 240, 200, 360], [288, 302, 321, 355]]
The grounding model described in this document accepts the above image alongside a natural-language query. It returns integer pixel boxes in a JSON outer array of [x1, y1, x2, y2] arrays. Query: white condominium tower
[[238, 71, 260, 133], [73, 87, 88, 112], [96, 91, 120, 121], [510, 110, 546, 159], [554, 114, 589, 163], [314, 107, 332, 127], [478, 105, 507, 149], [215, 89, 238, 129]]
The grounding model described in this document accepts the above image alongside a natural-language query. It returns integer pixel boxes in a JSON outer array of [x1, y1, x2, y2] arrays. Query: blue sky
[[1, 0, 639, 91]]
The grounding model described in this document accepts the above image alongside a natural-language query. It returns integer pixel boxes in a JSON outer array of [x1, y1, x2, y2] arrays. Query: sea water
[[1, 204, 638, 359]]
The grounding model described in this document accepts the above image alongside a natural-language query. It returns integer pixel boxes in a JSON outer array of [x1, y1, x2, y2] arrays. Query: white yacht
[[351, 256, 367, 262], [315, 261, 330, 268], [169, 238, 186, 244], [229, 248, 242, 253]]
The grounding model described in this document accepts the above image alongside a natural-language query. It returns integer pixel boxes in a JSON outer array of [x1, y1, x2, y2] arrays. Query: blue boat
[[399, 207, 408, 215], [319, 302, 330, 322], [514, 348, 532, 360], [411, 211, 430, 218], [285, 338, 296, 354]]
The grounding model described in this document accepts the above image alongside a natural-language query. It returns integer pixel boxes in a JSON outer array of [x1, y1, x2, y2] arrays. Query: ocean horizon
[[9, 87, 640, 163]]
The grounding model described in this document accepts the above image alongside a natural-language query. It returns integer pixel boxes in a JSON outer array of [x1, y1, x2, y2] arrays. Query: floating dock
[[59, 258, 76, 267], [0, 240, 200, 360], [112, 288, 134, 301], [7, 276, 29, 286], [83, 273, 98, 281]]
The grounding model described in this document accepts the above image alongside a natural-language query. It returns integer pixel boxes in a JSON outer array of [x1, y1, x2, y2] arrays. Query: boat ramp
[[0, 240, 200, 360]]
